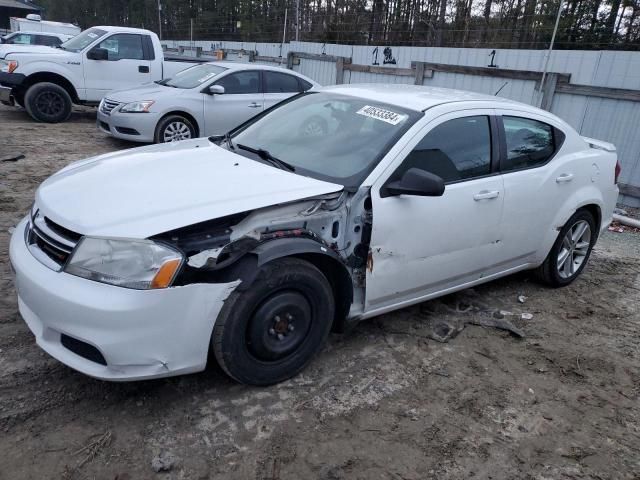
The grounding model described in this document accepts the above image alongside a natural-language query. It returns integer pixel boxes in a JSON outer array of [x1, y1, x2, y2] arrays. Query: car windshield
[[59, 28, 106, 52], [162, 64, 227, 89], [228, 92, 420, 187]]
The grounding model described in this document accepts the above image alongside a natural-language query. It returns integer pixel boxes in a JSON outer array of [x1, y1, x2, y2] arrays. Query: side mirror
[[380, 168, 445, 198], [87, 47, 109, 61], [208, 85, 225, 95]]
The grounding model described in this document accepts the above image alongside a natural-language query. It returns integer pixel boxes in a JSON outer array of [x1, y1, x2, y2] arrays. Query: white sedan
[[96, 61, 319, 143], [10, 85, 619, 385]]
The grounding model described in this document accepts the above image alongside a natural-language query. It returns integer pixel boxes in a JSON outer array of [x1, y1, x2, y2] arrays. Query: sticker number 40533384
[[356, 105, 407, 125]]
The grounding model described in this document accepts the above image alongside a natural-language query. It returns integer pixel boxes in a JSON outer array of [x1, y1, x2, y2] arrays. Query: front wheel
[[154, 115, 196, 143], [212, 257, 335, 385], [24, 82, 72, 123], [535, 209, 597, 287]]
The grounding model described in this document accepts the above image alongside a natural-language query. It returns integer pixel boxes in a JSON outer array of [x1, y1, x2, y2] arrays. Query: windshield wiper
[[236, 144, 295, 172]]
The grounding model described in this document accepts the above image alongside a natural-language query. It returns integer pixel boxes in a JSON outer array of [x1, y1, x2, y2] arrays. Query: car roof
[[5, 31, 66, 37], [93, 26, 155, 35], [318, 83, 524, 112], [201, 61, 319, 84]]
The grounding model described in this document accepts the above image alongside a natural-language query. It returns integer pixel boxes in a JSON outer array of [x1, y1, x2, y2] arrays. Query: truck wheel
[[24, 82, 72, 123], [534, 209, 597, 287], [212, 257, 335, 386], [155, 115, 196, 143]]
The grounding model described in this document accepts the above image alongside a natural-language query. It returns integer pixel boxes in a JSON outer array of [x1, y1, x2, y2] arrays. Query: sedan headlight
[[119, 100, 155, 113], [0, 60, 18, 73], [65, 237, 183, 289]]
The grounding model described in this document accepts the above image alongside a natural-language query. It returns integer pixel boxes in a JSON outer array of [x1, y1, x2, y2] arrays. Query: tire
[[212, 257, 335, 386], [24, 82, 72, 123], [534, 209, 597, 287], [154, 115, 196, 143]]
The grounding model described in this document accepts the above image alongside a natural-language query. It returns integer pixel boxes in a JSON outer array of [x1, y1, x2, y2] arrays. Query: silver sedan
[[97, 62, 320, 143]]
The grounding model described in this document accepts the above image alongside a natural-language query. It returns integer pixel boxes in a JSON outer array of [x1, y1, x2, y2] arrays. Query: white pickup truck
[[0, 26, 198, 122]]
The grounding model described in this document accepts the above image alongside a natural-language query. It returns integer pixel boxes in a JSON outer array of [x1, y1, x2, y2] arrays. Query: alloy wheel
[[163, 121, 192, 142], [557, 219, 591, 279]]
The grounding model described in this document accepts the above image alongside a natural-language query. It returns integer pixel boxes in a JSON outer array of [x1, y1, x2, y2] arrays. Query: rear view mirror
[[380, 168, 445, 198], [208, 85, 225, 95], [87, 47, 109, 61]]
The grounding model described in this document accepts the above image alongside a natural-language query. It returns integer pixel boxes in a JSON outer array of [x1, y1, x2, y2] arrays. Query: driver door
[[83, 33, 152, 102], [365, 110, 505, 312]]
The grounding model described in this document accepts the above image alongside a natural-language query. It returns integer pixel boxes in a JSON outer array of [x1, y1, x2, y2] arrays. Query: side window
[[502, 116, 556, 171], [37, 35, 62, 47], [97, 34, 144, 61], [215, 71, 261, 94], [298, 78, 313, 91], [392, 116, 492, 184], [264, 71, 301, 93], [9, 33, 33, 45]]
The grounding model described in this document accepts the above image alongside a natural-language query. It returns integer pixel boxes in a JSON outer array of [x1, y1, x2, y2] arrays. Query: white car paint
[[96, 62, 320, 142], [9, 85, 619, 382]]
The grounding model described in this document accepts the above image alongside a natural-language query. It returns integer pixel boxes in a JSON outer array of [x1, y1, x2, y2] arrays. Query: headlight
[[0, 60, 18, 73], [119, 100, 155, 113], [65, 237, 183, 289]]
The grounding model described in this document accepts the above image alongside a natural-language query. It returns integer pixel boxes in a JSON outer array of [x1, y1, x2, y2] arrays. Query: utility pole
[[279, 8, 288, 62], [157, 0, 162, 40], [295, 0, 300, 42], [190, 18, 194, 49], [538, 0, 563, 106]]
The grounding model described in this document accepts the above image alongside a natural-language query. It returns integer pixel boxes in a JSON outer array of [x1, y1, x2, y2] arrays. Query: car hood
[[105, 82, 178, 102], [0, 44, 65, 59], [36, 138, 343, 238]]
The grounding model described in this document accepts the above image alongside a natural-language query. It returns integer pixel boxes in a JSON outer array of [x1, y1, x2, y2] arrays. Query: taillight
[[614, 160, 622, 184]]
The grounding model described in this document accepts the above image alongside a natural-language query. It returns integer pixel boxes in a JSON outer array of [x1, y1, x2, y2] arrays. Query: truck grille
[[26, 209, 81, 270], [100, 98, 120, 116]]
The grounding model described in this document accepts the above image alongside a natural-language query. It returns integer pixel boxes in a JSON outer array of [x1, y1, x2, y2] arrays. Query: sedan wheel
[[557, 219, 591, 279], [163, 121, 192, 142]]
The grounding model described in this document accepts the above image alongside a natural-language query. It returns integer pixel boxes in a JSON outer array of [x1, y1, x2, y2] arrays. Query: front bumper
[[9, 216, 239, 381], [0, 72, 25, 105], [97, 108, 158, 143]]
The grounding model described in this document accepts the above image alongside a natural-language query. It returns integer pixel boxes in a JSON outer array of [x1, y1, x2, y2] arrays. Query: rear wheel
[[535, 209, 597, 287], [212, 257, 335, 385], [24, 82, 72, 123], [154, 115, 196, 143]]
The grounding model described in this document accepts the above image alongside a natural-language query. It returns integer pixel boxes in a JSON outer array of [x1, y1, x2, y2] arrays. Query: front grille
[[27, 209, 80, 270], [61, 334, 107, 365], [100, 98, 120, 116]]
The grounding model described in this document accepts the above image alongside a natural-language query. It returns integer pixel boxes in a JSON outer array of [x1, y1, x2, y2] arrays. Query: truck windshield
[[59, 28, 106, 52], [162, 64, 227, 89], [228, 92, 420, 188]]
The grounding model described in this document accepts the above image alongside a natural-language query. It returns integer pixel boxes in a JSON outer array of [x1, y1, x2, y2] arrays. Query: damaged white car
[[9, 85, 620, 385]]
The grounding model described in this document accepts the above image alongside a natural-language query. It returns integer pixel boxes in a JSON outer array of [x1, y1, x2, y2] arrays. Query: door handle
[[248, 102, 262, 108], [556, 173, 574, 183], [473, 190, 500, 201], [138, 65, 149, 73]]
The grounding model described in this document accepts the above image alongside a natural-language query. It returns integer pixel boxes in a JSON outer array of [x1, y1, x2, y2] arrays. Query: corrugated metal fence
[[164, 39, 640, 207]]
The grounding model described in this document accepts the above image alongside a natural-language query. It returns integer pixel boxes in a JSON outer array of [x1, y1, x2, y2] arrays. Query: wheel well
[[23, 72, 79, 103], [159, 111, 200, 137], [579, 204, 602, 231], [293, 253, 353, 333]]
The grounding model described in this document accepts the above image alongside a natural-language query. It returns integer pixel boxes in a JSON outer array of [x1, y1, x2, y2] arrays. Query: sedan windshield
[[162, 64, 227, 89], [229, 92, 420, 187], [60, 28, 106, 52]]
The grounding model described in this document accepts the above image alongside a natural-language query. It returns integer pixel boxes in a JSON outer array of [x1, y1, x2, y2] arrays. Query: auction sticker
[[356, 105, 406, 125]]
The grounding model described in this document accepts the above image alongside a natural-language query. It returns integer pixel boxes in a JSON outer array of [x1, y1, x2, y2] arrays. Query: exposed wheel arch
[[23, 72, 79, 103]]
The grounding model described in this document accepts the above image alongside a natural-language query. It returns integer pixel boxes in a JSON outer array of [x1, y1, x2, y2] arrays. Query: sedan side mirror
[[87, 47, 109, 61], [208, 85, 225, 95], [380, 168, 445, 198]]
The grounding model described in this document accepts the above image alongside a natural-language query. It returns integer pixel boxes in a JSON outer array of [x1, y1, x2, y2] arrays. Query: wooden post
[[286, 51, 295, 69], [414, 62, 425, 86], [540, 73, 559, 111], [336, 57, 345, 84]]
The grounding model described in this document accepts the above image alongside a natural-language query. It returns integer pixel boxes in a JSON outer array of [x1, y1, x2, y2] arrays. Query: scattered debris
[[8, 227, 15, 234], [521, 313, 534, 320], [0, 154, 25, 163], [73, 430, 112, 468], [422, 311, 525, 343], [613, 207, 627, 216], [518, 295, 527, 304], [151, 452, 178, 473]]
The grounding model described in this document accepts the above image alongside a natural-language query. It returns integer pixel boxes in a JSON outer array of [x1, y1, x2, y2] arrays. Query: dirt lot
[[1, 103, 639, 480]]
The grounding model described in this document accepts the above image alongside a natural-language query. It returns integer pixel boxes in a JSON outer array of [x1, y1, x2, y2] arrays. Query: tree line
[[37, 0, 640, 49]]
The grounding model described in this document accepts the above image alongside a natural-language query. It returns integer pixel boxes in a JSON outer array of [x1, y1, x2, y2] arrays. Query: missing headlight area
[[151, 188, 373, 321]]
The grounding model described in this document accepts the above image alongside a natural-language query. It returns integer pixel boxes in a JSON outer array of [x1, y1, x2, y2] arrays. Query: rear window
[[502, 116, 557, 171]]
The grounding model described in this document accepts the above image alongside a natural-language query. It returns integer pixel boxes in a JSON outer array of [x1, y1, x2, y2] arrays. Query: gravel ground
[[1, 104, 639, 480]]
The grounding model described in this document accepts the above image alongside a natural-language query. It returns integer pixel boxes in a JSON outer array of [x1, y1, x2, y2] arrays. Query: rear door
[[202, 70, 263, 136], [262, 71, 303, 109], [83, 33, 152, 102]]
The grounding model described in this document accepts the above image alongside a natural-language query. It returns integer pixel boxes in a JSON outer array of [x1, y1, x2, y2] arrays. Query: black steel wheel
[[24, 82, 72, 123], [212, 257, 335, 385]]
